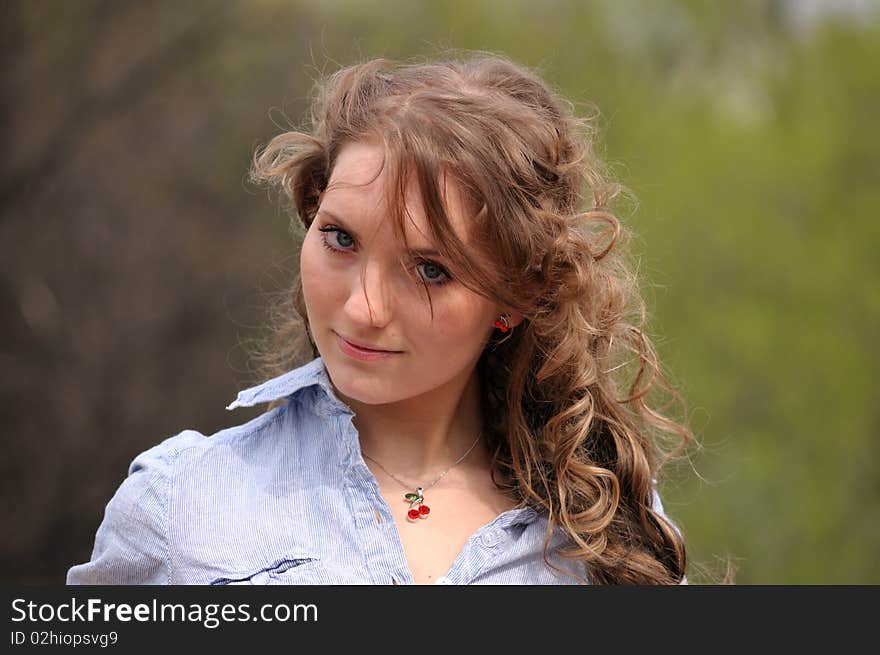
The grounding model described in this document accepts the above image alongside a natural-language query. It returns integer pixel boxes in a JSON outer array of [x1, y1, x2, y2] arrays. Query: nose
[[343, 258, 395, 328]]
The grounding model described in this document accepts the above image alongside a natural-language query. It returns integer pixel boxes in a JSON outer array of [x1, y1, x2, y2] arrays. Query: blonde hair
[[250, 52, 692, 584]]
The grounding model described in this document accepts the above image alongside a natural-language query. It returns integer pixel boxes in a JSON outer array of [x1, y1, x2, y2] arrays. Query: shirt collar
[[225, 356, 353, 416]]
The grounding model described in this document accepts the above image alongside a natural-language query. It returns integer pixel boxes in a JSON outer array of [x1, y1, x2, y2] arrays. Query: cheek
[[300, 234, 332, 313], [421, 294, 491, 345]]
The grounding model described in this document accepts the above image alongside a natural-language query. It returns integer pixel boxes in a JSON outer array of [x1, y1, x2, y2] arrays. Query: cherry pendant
[[404, 487, 430, 521]]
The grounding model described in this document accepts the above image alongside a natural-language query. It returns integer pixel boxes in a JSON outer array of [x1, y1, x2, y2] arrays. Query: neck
[[333, 367, 488, 483]]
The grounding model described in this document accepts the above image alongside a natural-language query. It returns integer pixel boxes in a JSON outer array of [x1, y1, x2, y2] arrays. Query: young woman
[[68, 54, 690, 585]]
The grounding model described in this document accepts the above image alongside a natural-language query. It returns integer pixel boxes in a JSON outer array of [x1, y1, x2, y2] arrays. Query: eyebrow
[[316, 209, 444, 258]]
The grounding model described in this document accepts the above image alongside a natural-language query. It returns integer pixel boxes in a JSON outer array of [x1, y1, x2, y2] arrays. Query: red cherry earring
[[493, 313, 511, 333]]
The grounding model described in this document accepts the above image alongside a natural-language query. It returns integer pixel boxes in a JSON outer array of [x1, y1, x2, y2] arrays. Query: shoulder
[[66, 405, 300, 585], [129, 429, 207, 475], [65, 430, 208, 585], [117, 405, 284, 479], [67, 360, 344, 585]]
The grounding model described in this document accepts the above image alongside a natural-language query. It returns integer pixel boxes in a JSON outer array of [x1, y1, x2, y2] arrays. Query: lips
[[334, 332, 401, 353]]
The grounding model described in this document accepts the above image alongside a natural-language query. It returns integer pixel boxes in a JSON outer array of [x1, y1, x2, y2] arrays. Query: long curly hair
[[249, 52, 694, 584]]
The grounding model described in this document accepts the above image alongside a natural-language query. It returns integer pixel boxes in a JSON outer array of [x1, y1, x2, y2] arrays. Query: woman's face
[[300, 140, 503, 406]]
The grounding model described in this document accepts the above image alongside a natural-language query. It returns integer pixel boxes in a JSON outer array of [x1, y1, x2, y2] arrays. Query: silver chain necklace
[[361, 432, 483, 522]]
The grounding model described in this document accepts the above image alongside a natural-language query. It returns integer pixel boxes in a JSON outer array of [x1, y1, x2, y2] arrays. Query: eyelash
[[317, 225, 452, 287]]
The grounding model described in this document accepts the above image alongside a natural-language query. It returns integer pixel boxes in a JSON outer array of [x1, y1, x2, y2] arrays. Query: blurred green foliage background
[[2, 0, 877, 584]]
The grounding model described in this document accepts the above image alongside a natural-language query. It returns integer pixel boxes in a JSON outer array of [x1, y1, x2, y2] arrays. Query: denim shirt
[[67, 356, 684, 585]]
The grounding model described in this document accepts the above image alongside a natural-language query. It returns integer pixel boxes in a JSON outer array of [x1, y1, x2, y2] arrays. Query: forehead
[[322, 140, 472, 244]]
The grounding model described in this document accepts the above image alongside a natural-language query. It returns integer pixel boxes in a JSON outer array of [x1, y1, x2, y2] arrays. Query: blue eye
[[335, 232, 353, 248], [416, 261, 451, 286], [318, 226, 354, 250]]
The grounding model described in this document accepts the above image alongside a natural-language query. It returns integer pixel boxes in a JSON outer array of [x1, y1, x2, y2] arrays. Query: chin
[[332, 377, 400, 407], [322, 357, 394, 405]]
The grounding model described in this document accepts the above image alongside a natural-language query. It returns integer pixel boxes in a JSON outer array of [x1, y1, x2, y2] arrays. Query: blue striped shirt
[[67, 356, 683, 585]]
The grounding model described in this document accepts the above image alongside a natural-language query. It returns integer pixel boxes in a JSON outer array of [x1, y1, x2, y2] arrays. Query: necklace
[[361, 432, 483, 522]]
